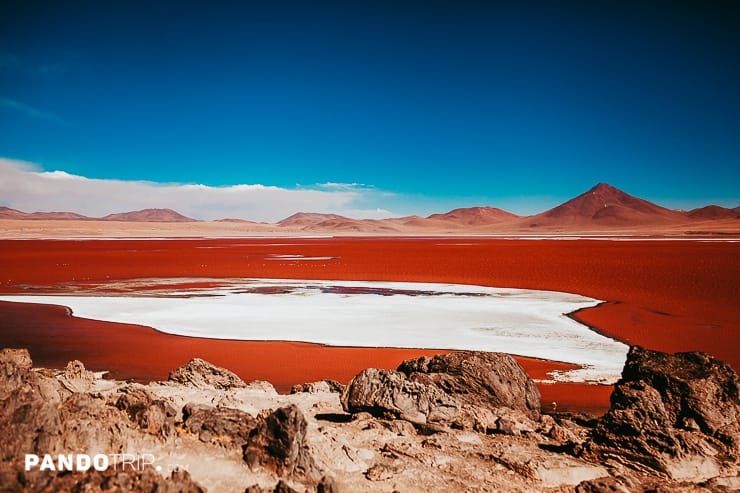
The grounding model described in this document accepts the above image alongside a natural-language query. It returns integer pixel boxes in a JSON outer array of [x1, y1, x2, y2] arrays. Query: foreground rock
[[291, 380, 345, 394], [584, 346, 740, 482], [16, 467, 205, 493], [1, 347, 738, 492], [182, 402, 257, 447], [340, 368, 461, 427], [341, 351, 540, 433], [168, 357, 247, 390], [398, 351, 541, 420], [244, 404, 324, 484]]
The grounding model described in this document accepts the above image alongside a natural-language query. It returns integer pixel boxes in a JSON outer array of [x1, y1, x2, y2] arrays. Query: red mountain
[[0, 206, 89, 220], [523, 183, 686, 229], [687, 205, 739, 220], [278, 212, 348, 227], [101, 209, 196, 222], [306, 218, 401, 233], [428, 206, 519, 226], [2, 184, 737, 233]]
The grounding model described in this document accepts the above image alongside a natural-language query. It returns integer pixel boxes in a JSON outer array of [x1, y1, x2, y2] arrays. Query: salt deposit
[[0, 279, 628, 383]]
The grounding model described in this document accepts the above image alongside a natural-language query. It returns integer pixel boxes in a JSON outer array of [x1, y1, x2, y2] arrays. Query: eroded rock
[[398, 351, 542, 420], [58, 359, 95, 393], [34, 465, 205, 493], [182, 402, 257, 447], [0, 348, 34, 399], [114, 385, 177, 440], [586, 346, 740, 482], [243, 404, 323, 484], [341, 352, 542, 433], [317, 474, 340, 493], [340, 368, 460, 426], [168, 357, 247, 390], [291, 380, 345, 394]]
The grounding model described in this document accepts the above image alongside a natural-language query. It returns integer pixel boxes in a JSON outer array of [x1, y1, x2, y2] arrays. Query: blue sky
[[1, 1, 739, 219]]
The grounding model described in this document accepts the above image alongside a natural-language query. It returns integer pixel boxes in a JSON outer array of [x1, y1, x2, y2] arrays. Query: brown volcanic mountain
[[687, 205, 739, 220], [522, 183, 686, 230], [101, 208, 196, 222], [428, 206, 519, 226], [0, 206, 89, 220], [2, 184, 738, 234], [277, 212, 348, 227], [0, 206, 34, 219]]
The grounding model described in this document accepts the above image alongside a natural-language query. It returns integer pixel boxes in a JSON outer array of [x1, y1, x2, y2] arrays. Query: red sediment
[[1, 237, 738, 415]]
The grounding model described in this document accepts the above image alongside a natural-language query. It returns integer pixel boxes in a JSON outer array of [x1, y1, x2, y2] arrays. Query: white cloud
[[311, 182, 367, 191], [0, 158, 396, 222]]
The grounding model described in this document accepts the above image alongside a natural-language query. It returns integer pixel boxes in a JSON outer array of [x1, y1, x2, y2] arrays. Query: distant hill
[[521, 183, 686, 229], [277, 212, 348, 227], [0, 206, 89, 220], [2, 183, 738, 233], [687, 205, 739, 220], [428, 206, 519, 225], [101, 209, 196, 222]]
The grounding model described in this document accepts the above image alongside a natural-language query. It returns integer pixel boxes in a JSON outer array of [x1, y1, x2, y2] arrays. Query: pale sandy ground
[[61, 368, 613, 492], [1, 218, 739, 238]]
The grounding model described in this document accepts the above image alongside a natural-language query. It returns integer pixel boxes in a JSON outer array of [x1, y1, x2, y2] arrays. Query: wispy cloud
[[0, 97, 65, 124], [310, 182, 368, 191], [0, 158, 396, 222]]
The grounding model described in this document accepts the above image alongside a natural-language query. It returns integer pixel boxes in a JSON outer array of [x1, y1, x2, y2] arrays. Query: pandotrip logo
[[23, 453, 187, 473]]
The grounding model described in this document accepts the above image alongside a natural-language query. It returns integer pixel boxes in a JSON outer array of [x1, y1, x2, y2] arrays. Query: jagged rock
[[291, 380, 345, 394], [317, 474, 340, 493], [57, 393, 131, 455], [495, 409, 536, 436], [36, 465, 205, 493], [587, 346, 740, 482], [243, 404, 322, 483], [703, 475, 740, 491], [0, 355, 142, 491], [364, 462, 399, 481], [0, 351, 68, 461], [273, 480, 301, 493], [0, 348, 33, 398], [398, 351, 542, 420], [341, 368, 460, 426], [182, 402, 257, 446], [548, 423, 580, 443], [244, 480, 305, 493], [114, 385, 177, 440], [382, 419, 417, 436], [247, 380, 279, 395], [245, 485, 271, 493], [494, 444, 609, 487], [168, 358, 247, 390], [575, 475, 641, 493], [58, 359, 95, 393], [341, 352, 542, 432]]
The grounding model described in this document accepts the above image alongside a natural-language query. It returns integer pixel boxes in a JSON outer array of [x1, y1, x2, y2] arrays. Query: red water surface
[[1, 237, 738, 415]]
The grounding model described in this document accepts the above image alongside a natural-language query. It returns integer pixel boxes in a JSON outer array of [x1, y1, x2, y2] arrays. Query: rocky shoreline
[[0, 347, 737, 492]]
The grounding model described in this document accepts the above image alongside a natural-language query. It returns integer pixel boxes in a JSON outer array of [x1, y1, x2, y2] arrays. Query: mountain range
[[1, 183, 738, 233]]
